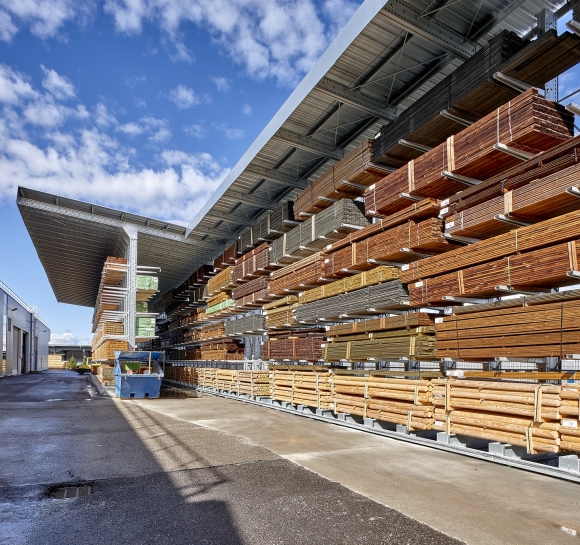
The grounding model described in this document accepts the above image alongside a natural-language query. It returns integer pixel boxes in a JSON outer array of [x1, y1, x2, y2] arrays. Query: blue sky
[[0, 0, 361, 345], [0, 1, 579, 346]]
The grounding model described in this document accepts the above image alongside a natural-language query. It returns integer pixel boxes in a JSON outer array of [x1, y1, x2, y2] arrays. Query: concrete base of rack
[[161, 379, 580, 482]]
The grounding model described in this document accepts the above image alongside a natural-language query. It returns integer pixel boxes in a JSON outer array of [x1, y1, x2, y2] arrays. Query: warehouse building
[[16, 0, 580, 469], [0, 280, 51, 376]]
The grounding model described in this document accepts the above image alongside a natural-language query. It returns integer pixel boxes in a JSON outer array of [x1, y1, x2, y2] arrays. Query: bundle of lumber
[[92, 257, 129, 329], [326, 199, 441, 252], [299, 266, 399, 304], [265, 304, 299, 329], [206, 298, 236, 316], [560, 383, 580, 453], [250, 201, 298, 247], [215, 369, 239, 392], [435, 299, 580, 359], [366, 89, 573, 217], [445, 163, 580, 239], [262, 329, 326, 361], [92, 339, 129, 362], [268, 253, 327, 297], [432, 379, 561, 453], [325, 218, 450, 277], [326, 312, 436, 337], [232, 276, 270, 303], [237, 370, 271, 396], [93, 321, 124, 348], [401, 209, 580, 283], [201, 340, 244, 361], [197, 368, 217, 387], [443, 135, 580, 216], [224, 314, 266, 336], [206, 292, 229, 308], [331, 374, 434, 431], [207, 266, 237, 296], [263, 295, 299, 310], [271, 368, 333, 408], [294, 139, 387, 217], [199, 322, 226, 341], [270, 200, 368, 265], [213, 243, 238, 273], [97, 365, 115, 386], [233, 243, 272, 282], [322, 327, 436, 362], [409, 240, 580, 306], [294, 280, 409, 323], [166, 366, 198, 385]]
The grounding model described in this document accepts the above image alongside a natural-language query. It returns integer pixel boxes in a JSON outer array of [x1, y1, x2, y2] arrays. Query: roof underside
[[18, 0, 569, 308]]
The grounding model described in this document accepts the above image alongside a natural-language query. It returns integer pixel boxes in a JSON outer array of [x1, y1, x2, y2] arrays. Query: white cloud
[[214, 122, 244, 140], [0, 10, 17, 42], [0, 64, 228, 224], [50, 331, 91, 346], [41, 65, 76, 100], [183, 124, 205, 139], [168, 84, 201, 108], [103, 0, 362, 86], [150, 127, 171, 142], [211, 76, 230, 92], [0, 0, 84, 40], [94, 102, 118, 128], [242, 103, 252, 116], [117, 121, 143, 136], [0, 64, 38, 105], [133, 97, 147, 108]]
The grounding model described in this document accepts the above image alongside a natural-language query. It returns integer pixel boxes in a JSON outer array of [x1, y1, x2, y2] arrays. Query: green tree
[[67, 355, 77, 370]]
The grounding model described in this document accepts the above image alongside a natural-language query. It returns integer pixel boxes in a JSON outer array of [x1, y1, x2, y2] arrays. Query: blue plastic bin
[[114, 351, 164, 399]]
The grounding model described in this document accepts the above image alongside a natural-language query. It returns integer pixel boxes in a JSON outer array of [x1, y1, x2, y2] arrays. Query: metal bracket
[[493, 214, 532, 227], [566, 270, 580, 280], [398, 139, 432, 153], [493, 72, 533, 93], [494, 285, 550, 295], [340, 180, 368, 191], [442, 233, 481, 244], [441, 171, 481, 186], [565, 186, 580, 199], [566, 20, 580, 37], [366, 259, 406, 267], [399, 247, 436, 258], [399, 192, 424, 202], [440, 109, 473, 127], [442, 295, 490, 304], [493, 143, 536, 161], [368, 162, 397, 174]]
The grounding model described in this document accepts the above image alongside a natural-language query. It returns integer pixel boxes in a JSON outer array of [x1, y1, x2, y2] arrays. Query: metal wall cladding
[[224, 314, 266, 336], [294, 280, 409, 323]]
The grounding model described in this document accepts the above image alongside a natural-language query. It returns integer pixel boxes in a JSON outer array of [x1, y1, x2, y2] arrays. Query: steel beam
[[244, 163, 309, 189], [221, 189, 279, 209], [272, 128, 345, 160], [382, 0, 479, 60], [204, 209, 258, 226], [315, 76, 398, 120]]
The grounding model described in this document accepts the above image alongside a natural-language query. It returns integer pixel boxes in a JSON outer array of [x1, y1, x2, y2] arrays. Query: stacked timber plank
[[436, 299, 580, 360], [294, 140, 387, 217], [366, 89, 573, 217], [213, 243, 238, 273], [263, 329, 326, 361], [207, 266, 237, 296], [560, 383, 580, 452], [264, 295, 300, 330], [238, 202, 298, 252], [324, 218, 450, 277], [432, 379, 561, 454], [201, 340, 244, 360], [373, 29, 580, 167], [294, 280, 409, 323], [232, 276, 271, 308], [97, 365, 115, 386], [268, 253, 326, 297], [299, 266, 399, 304], [327, 313, 435, 337], [271, 368, 333, 408], [92, 340, 129, 362], [331, 373, 434, 431], [323, 327, 436, 362], [233, 243, 272, 282], [270, 200, 368, 265], [445, 162, 580, 239], [224, 314, 266, 336], [408, 240, 580, 306]]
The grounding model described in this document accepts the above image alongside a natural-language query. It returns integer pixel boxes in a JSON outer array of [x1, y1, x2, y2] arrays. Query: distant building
[[48, 345, 92, 363], [1, 281, 51, 376]]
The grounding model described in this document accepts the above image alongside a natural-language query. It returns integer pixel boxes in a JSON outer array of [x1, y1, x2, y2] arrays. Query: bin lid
[[115, 351, 164, 362]]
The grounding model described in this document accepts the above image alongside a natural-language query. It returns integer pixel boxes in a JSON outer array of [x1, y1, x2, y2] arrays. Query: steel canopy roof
[[18, 0, 569, 308]]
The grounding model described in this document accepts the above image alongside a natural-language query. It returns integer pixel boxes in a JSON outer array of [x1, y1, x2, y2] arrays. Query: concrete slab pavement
[[0, 371, 463, 545], [133, 394, 580, 545]]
